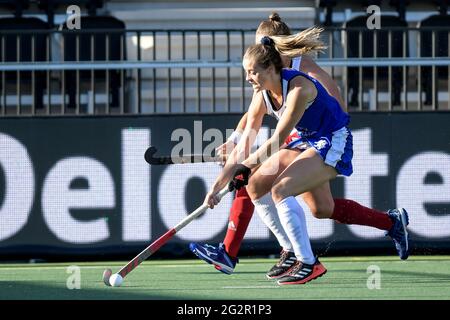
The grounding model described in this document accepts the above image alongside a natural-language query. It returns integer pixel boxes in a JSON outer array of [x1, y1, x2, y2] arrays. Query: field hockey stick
[[144, 146, 223, 165], [102, 187, 230, 287]]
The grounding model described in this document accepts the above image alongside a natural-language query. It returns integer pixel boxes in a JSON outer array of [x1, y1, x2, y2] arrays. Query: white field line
[[221, 286, 278, 289], [0, 264, 212, 271], [0, 259, 438, 271]]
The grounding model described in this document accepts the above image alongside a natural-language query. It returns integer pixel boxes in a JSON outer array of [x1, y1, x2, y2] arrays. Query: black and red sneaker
[[277, 258, 327, 285], [266, 250, 297, 279]]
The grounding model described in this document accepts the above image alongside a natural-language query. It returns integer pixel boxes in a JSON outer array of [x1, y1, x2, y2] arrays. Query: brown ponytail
[[256, 12, 291, 37], [269, 12, 281, 22], [244, 42, 284, 74]]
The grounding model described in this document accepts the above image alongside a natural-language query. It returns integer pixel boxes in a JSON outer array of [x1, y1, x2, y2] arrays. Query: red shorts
[[284, 131, 301, 145]]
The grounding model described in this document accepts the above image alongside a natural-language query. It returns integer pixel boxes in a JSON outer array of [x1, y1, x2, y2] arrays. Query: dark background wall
[[0, 112, 449, 261]]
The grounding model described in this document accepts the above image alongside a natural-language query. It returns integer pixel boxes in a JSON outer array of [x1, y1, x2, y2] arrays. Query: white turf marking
[[0, 266, 100, 271], [222, 286, 278, 289], [0, 264, 211, 271]]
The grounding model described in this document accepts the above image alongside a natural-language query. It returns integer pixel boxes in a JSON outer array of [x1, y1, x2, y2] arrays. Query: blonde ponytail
[[271, 26, 327, 57]]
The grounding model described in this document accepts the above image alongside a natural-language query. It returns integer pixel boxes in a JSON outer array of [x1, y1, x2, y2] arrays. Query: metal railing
[[0, 26, 449, 116], [322, 26, 450, 112]]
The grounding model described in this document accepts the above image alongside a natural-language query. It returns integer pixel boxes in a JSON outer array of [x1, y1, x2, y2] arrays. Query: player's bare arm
[[242, 77, 316, 169], [301, 55, 346, 112], [215, 92, 255, 158], [205, 92, 266, 207]]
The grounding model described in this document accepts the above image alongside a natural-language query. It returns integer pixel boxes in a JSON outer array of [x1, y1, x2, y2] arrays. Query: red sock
[[223, 187, 254, 258], [331, 199, 393, 231]]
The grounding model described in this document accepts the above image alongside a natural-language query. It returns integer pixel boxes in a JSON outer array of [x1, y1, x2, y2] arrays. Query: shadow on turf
[[381, 270, 450, 281], [0, 281, 183, 300], [185, 271, 263, 275], [331, 268, 450, 280]]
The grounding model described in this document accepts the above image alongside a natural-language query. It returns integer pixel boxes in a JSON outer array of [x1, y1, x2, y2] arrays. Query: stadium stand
[[0, 0, 448, 114], [343, 14, 408, 107], [0, 16, 49, 112], [0, 0, 30, 17], [37, 0, 104, 26], [418, 4, 450, 106], [60, 15, 126, 111]]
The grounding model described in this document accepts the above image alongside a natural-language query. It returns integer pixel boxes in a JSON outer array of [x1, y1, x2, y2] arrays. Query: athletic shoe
[[189, 242, 238, 275], [277, 258, 327, 285], [266, 250, 297, 279], [386, 208, 410, 260]]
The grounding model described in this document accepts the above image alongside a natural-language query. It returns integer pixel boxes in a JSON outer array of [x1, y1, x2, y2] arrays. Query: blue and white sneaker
[[386, 208, 410, 260], [189, 242, 238, 275]]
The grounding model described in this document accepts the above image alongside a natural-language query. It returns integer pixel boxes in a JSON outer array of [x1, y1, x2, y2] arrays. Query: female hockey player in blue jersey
[[202, 30, 409, 285], [191, 15, 409, 281]]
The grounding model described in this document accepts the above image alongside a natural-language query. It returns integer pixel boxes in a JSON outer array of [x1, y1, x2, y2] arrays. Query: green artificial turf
[[0, 256, 449, 300]]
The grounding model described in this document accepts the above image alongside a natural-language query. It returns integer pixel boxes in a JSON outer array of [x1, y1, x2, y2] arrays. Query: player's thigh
[[301, 182, 334, 219], [247, 148, 300, 200], [271, 148, 337, 203]]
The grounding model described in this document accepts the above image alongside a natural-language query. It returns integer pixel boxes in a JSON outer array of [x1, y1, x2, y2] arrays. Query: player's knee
[[310, 201, 334, 219], [245, 181, 260, 201], [271, 182, 289, 204]]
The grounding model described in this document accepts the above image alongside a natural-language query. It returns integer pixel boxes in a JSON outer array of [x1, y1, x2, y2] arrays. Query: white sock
[[252, 193, 293, 252], [275, 196, 315, 264]]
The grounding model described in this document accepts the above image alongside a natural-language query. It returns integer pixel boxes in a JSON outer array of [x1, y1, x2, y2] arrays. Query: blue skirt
[[285, 126, 353, 177]]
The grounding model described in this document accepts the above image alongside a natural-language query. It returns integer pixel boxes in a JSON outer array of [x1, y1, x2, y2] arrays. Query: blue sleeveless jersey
[[262, 68, 353, 176], [264, 68, 349, 139]]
